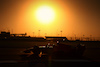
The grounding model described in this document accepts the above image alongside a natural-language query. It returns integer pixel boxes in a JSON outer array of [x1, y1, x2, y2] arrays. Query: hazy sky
[[0, 0, 100, 39]]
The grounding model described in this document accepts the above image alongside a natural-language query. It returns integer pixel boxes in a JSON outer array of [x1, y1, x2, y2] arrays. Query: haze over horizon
[[0, 0, 100, 40]]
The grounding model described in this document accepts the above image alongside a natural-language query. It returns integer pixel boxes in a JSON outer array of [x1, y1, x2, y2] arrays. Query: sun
[[35, 6, 55, 24]]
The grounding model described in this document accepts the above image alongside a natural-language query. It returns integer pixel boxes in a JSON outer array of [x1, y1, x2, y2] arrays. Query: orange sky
[[0, 0, 100, 40]]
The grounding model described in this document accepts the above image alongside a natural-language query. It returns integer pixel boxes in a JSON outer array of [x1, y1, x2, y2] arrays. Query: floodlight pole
[[45, 33, 47, 36], [60, 30, 62, 37], [33, 32, 34, 37], [38, 30, 40, 37]]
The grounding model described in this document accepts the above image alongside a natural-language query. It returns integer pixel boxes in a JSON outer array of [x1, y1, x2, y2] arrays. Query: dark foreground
[[0, 60, 100, 67], [0, 40, 100, 67]]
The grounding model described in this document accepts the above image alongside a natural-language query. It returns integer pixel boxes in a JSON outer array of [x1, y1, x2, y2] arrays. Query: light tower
[[33, 32, 34, 37], [38, 30, 40, 37], [83, 35, 85, 41], [60, 30, 62, 37], [75, 34, 76, 40], [90, 35, 92, 41], [45, 33, 47, 36]]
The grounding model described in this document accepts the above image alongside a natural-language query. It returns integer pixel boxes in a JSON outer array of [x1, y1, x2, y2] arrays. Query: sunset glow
[[35, 6, 55, 24], [0, 0, 100, 40]]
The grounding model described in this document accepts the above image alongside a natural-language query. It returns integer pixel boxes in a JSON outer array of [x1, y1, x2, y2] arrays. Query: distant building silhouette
[[0, 31, 44, 41], [0, 31, 10, 39], [45, 36, 68, 41]]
